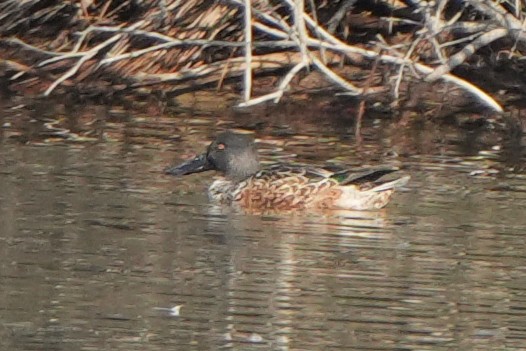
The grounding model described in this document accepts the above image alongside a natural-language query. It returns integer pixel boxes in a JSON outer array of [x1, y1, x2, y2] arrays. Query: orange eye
[[217, 143, 225, 150]]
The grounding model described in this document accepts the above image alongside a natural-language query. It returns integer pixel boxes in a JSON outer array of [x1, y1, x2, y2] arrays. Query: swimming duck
[[165, 131, 409, 211]]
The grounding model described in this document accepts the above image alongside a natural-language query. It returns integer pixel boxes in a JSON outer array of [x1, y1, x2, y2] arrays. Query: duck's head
[[165, 131, 260, 180]]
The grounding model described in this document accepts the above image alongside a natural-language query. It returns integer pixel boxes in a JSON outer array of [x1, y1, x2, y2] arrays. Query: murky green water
[[1, 100, 526, 351]]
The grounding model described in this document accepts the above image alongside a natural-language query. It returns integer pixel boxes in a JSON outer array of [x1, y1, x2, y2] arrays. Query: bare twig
[[4, 38, 62, 57], [294, 0, 308, 63], [426, 28, 508, 81], [243, 0, 253, 102], [466, 0, 526, 42], [392, 33, 423, 100], [311, 56, 362, 94], [356, 52, 382, 142], [44, 31, 125, 95], [238, 61, 307, 107], [274, 61, 307, 102], [327, 0, 358, 33], [44, 51, 95, 96]]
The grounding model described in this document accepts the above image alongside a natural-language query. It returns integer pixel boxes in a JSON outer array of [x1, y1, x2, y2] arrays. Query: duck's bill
[[164, 153, 211, 176]]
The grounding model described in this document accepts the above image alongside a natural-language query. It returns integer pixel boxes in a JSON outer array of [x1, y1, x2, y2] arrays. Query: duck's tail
[[369, 175, 411, 192], [334, 175, 410, 210]]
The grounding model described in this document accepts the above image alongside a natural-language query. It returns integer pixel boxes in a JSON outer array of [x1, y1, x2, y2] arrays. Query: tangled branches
[[2, 0, 526, 112]]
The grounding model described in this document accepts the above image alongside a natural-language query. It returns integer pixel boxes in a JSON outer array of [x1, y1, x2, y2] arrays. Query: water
[[1, 100, 526, 351]]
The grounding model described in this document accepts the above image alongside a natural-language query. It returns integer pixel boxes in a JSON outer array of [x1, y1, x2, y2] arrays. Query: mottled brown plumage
[[165, 132, 409, 211]]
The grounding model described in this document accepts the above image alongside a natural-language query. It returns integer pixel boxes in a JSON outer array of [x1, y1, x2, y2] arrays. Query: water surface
[[1, 101, 525, 351]]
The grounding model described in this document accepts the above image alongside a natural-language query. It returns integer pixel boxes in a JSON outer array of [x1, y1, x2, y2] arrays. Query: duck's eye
[[217, 143, 226, 150]]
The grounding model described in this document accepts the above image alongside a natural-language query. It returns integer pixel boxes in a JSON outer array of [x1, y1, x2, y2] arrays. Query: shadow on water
[[1, 96, 526, 350]]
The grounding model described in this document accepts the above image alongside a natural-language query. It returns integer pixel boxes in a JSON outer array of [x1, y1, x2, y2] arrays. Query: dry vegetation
[[1, 0, 526, 113]]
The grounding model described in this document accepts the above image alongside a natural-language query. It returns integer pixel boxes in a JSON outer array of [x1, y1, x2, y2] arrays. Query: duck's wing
[[259, 164, 333, 181], [259, 164, 406, 188], [330, 166, 400, 185]]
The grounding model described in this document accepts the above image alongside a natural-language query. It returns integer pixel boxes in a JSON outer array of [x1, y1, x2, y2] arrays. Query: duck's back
[[213, 165, 343, 211]]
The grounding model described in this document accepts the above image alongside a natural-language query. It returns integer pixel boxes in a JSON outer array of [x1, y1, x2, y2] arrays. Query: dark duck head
[[165, 131, 260, 180]]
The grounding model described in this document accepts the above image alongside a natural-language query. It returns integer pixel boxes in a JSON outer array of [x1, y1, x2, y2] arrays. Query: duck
[[165, 131, 409, 211]]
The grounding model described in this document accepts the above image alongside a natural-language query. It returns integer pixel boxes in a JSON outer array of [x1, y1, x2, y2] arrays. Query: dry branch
[[3, 0, 526, 114]]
